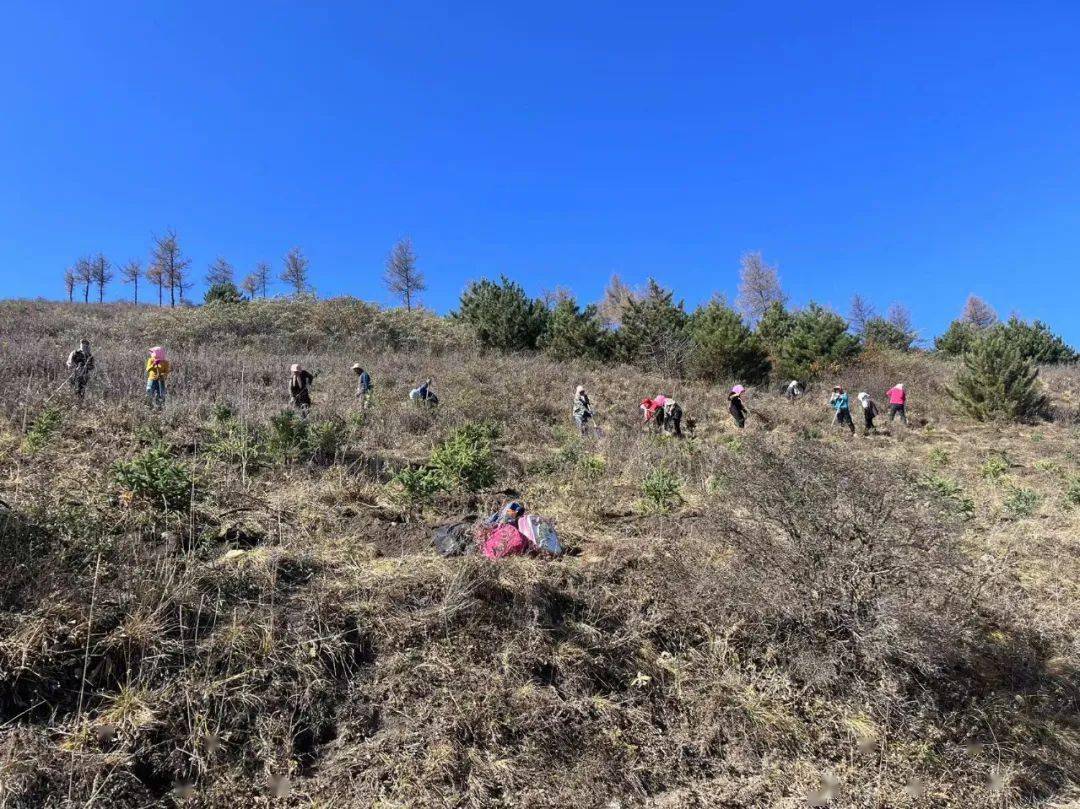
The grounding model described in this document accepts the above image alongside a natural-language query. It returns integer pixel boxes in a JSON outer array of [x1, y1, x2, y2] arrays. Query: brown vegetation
[[0, 301, 1077, 807]]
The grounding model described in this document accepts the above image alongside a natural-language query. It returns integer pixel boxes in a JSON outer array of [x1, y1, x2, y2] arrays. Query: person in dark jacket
[[729, 385, 748, 428], [289, 364, 315, 414], [410, 378, 439, 406], [858, 391, 879, 433], [573, 385, 592, 435], [66, 339, 95, 399], [352, 364, 372, 408]]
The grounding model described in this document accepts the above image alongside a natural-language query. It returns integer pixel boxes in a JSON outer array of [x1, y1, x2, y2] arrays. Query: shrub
[[997, 317, 1078, 364], [688, 299, 770, 384], [22, 405, 63, 454], [266, 410, 346, 464], [928, 447, 950, 469], [454, 276, 549, 351], [392, 422, 498, 503], [1004, 486, 1040, 518], [113, 444, 192, 510], [862, 316, 917, 352], [538, 298, 612, 361], [920, 474, 975, 518], [204, 281, 246, 305], [947, 330, 1049, 422], [1065, 475, 1080, 508], [934, 320, 980, 356], [980, 452, 1011, 481], [640, 468, 682, 514]]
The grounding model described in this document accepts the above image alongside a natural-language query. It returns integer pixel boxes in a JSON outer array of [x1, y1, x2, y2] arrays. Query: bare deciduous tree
[[252, 262, 271, 297], [240, 274, 259, 299], [91, 254, 112, 302], [120, 260, 142, 304], [383, 238, 425, 311], [75, 257, 94, 303], [849, 294, 875, 335], [63, 267, 76, 302], [206, 257, 235, 288], [886, 302, 914, 334], [960, 294, 998, 328], [146, 261, 165, 306], [281, 247, 310, 296], [736, 252, 787, 325], [598, 275, 638, 328], [151, 229, 190, 307]]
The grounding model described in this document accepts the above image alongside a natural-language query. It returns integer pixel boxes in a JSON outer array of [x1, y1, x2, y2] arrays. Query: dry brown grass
[[0, 300, 1078, 808]]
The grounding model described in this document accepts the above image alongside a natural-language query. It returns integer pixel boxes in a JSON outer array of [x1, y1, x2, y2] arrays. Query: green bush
[[947, 330, 1048, 423], [392, 422, 499, 503], [616, 279, 690, 375], [774, 303, 861, 382], [266, 410, 346, 463], [538, 298, 612, 361], [640, 468, 683, 515], [204, 281, 246, 305], [862, 316, 917, 352], [928, 447, 950, 469], [934, 320, 980, 356], [1004, 486, 1040, 518], [997, 317, 1078, 364], [22, 405, 63, 454], [981, 452, 1011, 481], [1064, 475, 1080, 508], [114, 444, 192, 510], [920, 474, 975, 518]]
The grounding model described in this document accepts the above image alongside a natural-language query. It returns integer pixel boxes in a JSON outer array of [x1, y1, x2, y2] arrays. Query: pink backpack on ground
[[481, 524, 530, 559]]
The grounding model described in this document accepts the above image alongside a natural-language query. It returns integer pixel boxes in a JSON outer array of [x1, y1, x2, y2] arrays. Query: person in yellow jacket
[[146, 346, 170, 407]]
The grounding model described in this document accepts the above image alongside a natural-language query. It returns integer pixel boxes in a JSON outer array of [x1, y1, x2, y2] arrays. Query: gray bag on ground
[[434, 521, 475, 556]]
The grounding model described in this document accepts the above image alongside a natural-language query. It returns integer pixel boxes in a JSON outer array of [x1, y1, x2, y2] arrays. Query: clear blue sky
[[2, 2, 1078, 344]]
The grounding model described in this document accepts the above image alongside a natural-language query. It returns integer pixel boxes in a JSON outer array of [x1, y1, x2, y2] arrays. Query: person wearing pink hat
[[289, 363, 315, 414], [886, 383, 908, 425], [728, 385, 748, 429]]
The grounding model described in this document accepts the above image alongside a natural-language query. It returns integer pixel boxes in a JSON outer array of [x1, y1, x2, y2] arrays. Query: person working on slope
[[640, 395, 667, 431], [289, 364, 315, 414], [573, 385, 593, 435], [352, 364, 372, 408], [729, 385, 748, 429], [858, 391, 879, 433], [785, 379, 803, 402], [410, 378, 439, 406], [66, 339, 95, 399], [829, 385, 855, 435], [886, 383, 908, 425], [146, 346, 170, 408]]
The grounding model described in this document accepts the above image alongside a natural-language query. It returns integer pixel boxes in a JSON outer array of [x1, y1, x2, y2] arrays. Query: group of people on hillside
[[61, 339, 911, 437], [60, 340, 438, 414]]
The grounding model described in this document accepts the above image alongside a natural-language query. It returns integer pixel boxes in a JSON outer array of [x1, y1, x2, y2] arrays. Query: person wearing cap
[[829, 385, 855, 434], [352, 364, 372, 408], [640, 395, 667, 431], [289, 363, 315, 413], [573, 385, 592, 435], [729, 385, 748, 429], [785, 379, 803, 402], [886, 383, 908, 425], [858, 391, 879, 433], [145, 346, 170, 408], [66, 339, 95, 399]]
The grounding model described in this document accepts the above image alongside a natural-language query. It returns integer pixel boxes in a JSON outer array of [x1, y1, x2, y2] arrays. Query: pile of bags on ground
[[433, 501, 564, 559]]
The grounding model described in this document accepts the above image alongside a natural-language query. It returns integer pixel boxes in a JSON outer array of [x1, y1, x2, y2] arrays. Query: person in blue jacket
[[829, 385, 855, 434]]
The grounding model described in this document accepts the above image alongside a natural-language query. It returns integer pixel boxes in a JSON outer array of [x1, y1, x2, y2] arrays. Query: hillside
[[1, 300, 1078, 808]]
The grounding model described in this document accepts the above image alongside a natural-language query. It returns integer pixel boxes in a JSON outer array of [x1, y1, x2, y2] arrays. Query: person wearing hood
[[289, 364, 315, 413], [858, 391, 879, 432], [66, 339, 95, 399], [887, 383, 908, 425], [145, 346, 170, 408], [352, 364, 372, 408], [573, 385, 592, 435], [785, 379, 803, 402], [829, 385, 855, 434], [729, 385, 748, 428]]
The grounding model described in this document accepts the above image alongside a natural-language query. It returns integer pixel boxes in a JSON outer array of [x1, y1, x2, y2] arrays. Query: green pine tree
[[947, 330, 1048, 422], [615, 279, 690, 374], [689, 299, 771, 383], [775, 303, 860, 382], [934, 320, 980, 356], [538, 298, 612, 361], [454, 276, 549, 351]]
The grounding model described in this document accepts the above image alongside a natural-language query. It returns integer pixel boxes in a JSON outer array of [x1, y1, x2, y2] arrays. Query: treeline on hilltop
[[58, 235, 1075, 421]]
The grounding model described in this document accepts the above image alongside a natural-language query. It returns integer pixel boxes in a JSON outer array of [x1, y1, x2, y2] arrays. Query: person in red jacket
[[886, 383, 908, 425]]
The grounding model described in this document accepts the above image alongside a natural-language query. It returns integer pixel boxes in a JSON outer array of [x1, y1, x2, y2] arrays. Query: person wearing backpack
[[145, 346, 170, 408], [886, 383, 908, 425], [785, 379, 803, 402], [410, 378, 439, 406], [289, 364, 315, 414], [352, 364, 372, 408], [66, 339, 95, 399], [573, 385, 592, 435], [829, 385, 855, 435], [858, 391, 879, 433], [729, 385, 748, 428]]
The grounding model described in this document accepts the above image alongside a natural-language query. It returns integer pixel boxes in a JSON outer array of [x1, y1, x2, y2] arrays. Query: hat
[[858, 391, 870, 405], [149, 346, 166, 362], [832, 385, 842, 391], [575, 385, 585, 395], [290, 363, 302, 373], [352, 363, 362, 371], [731, 385, 745, 395]]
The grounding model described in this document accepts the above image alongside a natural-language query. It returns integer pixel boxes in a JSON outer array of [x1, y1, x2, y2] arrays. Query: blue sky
[[1, 2, 1078, 344]]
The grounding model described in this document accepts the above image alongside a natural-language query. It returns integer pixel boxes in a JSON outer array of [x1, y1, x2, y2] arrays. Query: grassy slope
[[0, 301, 1077, 808]]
